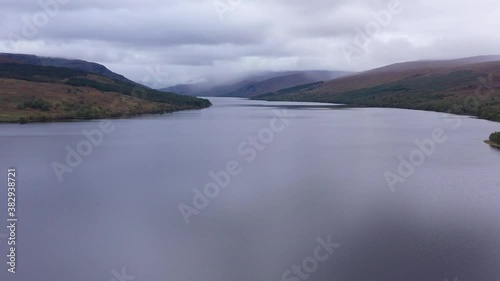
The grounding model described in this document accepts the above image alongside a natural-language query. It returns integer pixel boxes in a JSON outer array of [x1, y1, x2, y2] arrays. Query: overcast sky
[[1, 0, 500, 87]]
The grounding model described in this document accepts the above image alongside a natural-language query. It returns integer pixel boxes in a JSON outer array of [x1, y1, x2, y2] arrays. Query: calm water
[[0, 97, 499, 281]]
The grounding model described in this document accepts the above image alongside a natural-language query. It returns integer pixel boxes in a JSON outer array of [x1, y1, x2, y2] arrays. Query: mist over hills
[[160, 70, 350, 97]]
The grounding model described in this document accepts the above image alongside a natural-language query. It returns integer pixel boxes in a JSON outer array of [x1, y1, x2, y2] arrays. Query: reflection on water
[[0, 97, 499, 281]]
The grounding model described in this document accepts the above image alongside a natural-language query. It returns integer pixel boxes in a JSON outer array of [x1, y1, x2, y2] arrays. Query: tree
[[490, 132, 500, 144]]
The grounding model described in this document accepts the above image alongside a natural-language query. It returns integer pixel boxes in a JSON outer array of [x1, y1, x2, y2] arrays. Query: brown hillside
[[311, 58, 500, 95], [0, 78, 173, 123]]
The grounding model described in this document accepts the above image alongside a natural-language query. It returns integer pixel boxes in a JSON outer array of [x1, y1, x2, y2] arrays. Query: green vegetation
[[253, 82, 324, 100], [64, 77, 210, 108], [490, 132, 500, 145], [0, 63, 210, 108], [0, 63, 85, 81], [254, 70, 500, 122], [0, 63, 211, 123], [17, 98, 52, 111]]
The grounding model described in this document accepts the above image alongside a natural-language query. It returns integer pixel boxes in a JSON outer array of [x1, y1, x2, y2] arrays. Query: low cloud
[[1, 0, 499, 86]]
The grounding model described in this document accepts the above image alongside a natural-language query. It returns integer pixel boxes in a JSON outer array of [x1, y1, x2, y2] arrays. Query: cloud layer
[[1, 0, 500, 86]]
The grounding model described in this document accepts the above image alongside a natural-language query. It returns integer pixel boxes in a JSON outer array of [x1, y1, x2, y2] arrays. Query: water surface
[[0, 97, 499, 281]]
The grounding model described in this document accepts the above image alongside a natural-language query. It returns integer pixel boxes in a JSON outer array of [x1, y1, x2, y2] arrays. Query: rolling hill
[[223, 71, 349, 98], [0, 57, 211, 123], [254, 56, 500, 122], [160, 70, 350, 97], [0, 53, 138, 84]]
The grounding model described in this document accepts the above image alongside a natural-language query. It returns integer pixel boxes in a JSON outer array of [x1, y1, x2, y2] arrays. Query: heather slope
[[0, 62, 211, 123], [254, 57, 500, 122]]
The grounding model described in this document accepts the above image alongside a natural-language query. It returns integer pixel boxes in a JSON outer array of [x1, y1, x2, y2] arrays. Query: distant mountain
[[198, 80, 256, 97], [0, 53, 136, 84], [371, 55, 500, 73], [223, 71, 349, 97], [0, 55, 211, 123], [161, 82, 217, 96], [160, 70, 351, 97], [253, 81, 326, 100], [159, 72, 284, 96], [254, 56, 500, 122]]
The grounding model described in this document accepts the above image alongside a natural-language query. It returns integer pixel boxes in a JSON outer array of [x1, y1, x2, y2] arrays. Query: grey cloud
[[0, 0, 499, 86]]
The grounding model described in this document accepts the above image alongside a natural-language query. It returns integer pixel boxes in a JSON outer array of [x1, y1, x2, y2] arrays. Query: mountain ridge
[[0, 52, 137, 85], [253, 56, 500, 122], [0, 55, 211, 123], [160, 70, 351, 97]]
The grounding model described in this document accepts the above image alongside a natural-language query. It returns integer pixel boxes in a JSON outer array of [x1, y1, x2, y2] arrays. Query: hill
[[254, 56, 500, 122], [0, 62, 211, 123], [160, 70, 350, 97], [223, 71, 349, 98], [0, 52, 137, 84]]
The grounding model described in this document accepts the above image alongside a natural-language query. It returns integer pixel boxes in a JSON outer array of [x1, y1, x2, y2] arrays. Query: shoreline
[[253, 96, 500, 124], [0, 103, 212, 125], [252, 97, 500, 150], [484, 140, 500, 148]]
